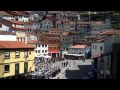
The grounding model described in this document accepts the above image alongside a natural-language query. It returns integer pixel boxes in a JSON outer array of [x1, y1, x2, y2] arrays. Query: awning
[[49, 50, 60, 53], [44, 55, 52, 58], [35, 54, 45, 58], [64, 54, 85, 56]]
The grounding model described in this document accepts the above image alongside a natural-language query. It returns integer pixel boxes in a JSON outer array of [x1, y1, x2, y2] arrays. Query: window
[[45, 45, 47, 47], [66, 48, 68, 51], [95, 45, 97, 50], [5, 51, 10, 59], [39, 45, 40, 47], [63, 39, 64, 41], [93, 45, 94, 49], [51, 32, 53, 33], [36, 45, 37, 47], [38, 50, 40, 53], [45, 50, 47, 53], [76, 37, 78, 39], [44, 22, 46, 24], [24, 50, 28, 58], [42, 50, 44, 53], [100, 46, 103, 51], [35, 50, 37, 53], [4, 65, 10, 72], [15, 50, 20, 58], [73, 37, 75, 39], [42, 45, 44, 48]]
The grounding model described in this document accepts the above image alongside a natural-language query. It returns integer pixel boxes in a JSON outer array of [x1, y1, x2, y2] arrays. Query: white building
[[27, 40, 49, 57], [0, 31, 16, 41], [68, 44, 86, 54], [91, 35, 115, 58], [27, 33, 38, 41], [40, 19, 54, 31], [0, 23, 10, 31], [0, 11, 15, 20], [30, 21, 41, 31]]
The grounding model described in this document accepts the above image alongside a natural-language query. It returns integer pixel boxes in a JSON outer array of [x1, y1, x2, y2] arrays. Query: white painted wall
[[18, 16, 29, 22], [41, 20, 53, 31], [0, 35, 16, 41], [0, 24, 9, 31], [3, 16, 15, 20], [34, 44, 49, 57], [68, 48, 85, 54], [16, 31, 26, 37], [31, 23, 40, 30], [91, 42, 104, 57], [27, 35, 38, 41]]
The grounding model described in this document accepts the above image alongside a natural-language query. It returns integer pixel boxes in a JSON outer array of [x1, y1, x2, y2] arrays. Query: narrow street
[[60, 60, 92, 79]]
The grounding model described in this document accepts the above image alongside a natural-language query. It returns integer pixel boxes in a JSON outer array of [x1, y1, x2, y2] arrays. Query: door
[[15, 63, 19, 76], [24, 62, 28, 74]]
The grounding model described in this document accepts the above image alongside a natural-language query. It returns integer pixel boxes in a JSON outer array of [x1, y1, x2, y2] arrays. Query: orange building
[[39, 33, 61, 59]]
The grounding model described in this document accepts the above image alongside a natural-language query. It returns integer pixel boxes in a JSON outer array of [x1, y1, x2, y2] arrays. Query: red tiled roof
[[49, 28, 63, 31], [29, 20, 38, 23], [69, 45, 86, 49], [62, 31, 70, 36], [45, 33, 61, 37], [56, 21, 63, 24], [99, 29, 120, 35], [47, 37, 61, 39], [0, 11, 13, 16], [26, 32, 36, 36], [12, 27, 27, 31], [10, 11, 25, 16], [0, 31, 16, 35], [24, 22, 32, 25], [0, 41, 34, 49], [70, 21, 76, 24], [49, 50, 60, 53], [8, 20, 24, 25], [27, 40, 46, 44]]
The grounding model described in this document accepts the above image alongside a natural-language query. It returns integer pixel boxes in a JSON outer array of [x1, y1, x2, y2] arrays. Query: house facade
[[0, 41, 35, 79]]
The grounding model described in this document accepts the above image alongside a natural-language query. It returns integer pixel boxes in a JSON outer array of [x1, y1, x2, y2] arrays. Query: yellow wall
[[0, 49, 35, 78]]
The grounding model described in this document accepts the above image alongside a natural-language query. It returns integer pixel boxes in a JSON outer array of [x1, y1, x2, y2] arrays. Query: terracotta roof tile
[[0, 11, 13, 16], [27, 40, 46, 44], [62, 31, 70, 36], [49, 28, 63, 31], [0, 41, 34, 49], [12, 27, 27, 31], [0, 31, 16, 35], [99, 29, 120, 35], [69, 45, 86, 48], [8, 20, 24, 25]]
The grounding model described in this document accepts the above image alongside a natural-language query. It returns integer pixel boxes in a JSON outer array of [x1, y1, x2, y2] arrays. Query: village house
[[0, 41, 35, 79], [0, 31, 16, 41], [39, 33, 61, 60], [27, 40, 48, 58], [48, 28, 63, 34], [0, 11, 15, 20], [91, 29, 120, 79], [40, 19, 54, 31], [0, 19, 28, 43]]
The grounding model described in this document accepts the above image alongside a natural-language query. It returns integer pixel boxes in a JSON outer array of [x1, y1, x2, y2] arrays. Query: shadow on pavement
[[64, 65, 92, 79]]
